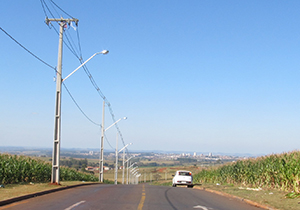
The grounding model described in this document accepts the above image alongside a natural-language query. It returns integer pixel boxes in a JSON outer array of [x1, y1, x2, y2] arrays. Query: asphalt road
[[0, 184, 264, 210]]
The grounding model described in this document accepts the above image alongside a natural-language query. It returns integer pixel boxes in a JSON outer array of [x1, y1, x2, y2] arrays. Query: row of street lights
[[51, 47, 109, 184], [99, 116, 128, 182], [126, 162, 142, 184], [115, 141, 132, 184], [48, 17, 135, 184]]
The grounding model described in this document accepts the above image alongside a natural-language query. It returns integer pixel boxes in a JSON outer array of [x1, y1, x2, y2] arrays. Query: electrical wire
[[48, 0, 61, 18], [2, 1, 119, 153], [40, 0, 130, 153], [76, 28, 83, 59], [41, 0, 80, 58], [0, 26, 57, 73], [65, 29, 81, 58], [62, 82, 100, 126], [41, 0, 55, 20], [40, 0, 48, 18], [0, 26, 99, 130], [64, 29, 81, 58], [104, 134, 114, 150], [49, 0, 74, 18]]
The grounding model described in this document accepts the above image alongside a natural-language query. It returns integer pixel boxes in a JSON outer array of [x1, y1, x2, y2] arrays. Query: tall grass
[[0, 154, 98, 184], [194, 151, 300, 192]]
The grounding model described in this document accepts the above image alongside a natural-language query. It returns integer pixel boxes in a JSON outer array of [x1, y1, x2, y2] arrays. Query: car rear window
[[178, 172, 192, 176]]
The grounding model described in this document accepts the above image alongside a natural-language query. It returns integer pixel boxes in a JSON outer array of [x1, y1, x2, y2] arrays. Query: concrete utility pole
[[122, 149, 125, 184], [46, 17, 78, 184], [100, 116, 126, 183], [99, 101, 105, 182], [115, 133, 118, 185]]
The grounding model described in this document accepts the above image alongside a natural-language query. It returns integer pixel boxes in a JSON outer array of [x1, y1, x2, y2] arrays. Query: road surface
[[0, 184, 264, 210]]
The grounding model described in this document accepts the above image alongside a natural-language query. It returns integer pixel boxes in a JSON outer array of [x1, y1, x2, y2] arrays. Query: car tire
[[173, 184, 176, 187], [188, 185, 193, 188]]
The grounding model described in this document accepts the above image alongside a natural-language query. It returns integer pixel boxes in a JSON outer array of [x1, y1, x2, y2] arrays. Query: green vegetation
[[196, 183, 300, 210], [194, 151, 300, 193], [60, 158, 88, 170], [0, 181, 93, 201], [177, 158, 197, 163], [0, 154, 98, 184]]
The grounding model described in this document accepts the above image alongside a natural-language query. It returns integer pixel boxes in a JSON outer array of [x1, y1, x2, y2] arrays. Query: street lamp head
[[100, 50, 109, 54], [123, 117, 127, 120]]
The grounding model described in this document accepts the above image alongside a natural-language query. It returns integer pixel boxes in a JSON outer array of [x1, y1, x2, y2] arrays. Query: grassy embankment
[[0, 181, 92, 201], [0, 154, 98, 185], [0, 154, 104, 201], [192, 151, 300, 210]]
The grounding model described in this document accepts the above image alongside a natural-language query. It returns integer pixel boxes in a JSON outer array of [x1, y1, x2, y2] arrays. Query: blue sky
[[0, 1, 299, 155]]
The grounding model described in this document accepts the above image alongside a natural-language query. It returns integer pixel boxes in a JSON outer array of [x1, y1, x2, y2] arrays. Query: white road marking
[[193, 205, 209, 210], [64, 200, 86, 210]]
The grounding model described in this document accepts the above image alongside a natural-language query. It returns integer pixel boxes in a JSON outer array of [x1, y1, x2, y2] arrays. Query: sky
[[0, 0, 299, 156]]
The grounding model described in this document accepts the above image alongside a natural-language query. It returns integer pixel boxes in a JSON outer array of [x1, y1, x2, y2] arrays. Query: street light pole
[[99, 101, 105, 182], [114, 133, 118, 185], [136, 174, 141, 184], [46, 17, 78, 185], [128, 162, 137, 184], [51, 50, 108, 184], [132, 171, 139, 184], [48, 17, 108, 184], [100, 117, 127, 182], [63, 50, 108, 81], [122, 149, 125, 184], [114, 143, 132, 185], [125, 157, 134, 184], [51, 21, 64, 184], [130, 167, 139, 184]]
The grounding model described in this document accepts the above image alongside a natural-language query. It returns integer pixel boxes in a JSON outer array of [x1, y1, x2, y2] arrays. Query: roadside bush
[[193, 151, 300, 192], [0, 154, 98, 184]]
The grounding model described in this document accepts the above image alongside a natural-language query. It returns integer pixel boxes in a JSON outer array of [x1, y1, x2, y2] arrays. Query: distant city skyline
[[0, 146, 264, 158]]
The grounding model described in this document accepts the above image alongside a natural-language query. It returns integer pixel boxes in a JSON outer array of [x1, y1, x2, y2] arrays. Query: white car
[[172, 170, 193, 188]]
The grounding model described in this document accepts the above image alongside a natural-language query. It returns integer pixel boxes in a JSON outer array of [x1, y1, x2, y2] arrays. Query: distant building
[[103, 166, 110, 170], [85, 166, 110, 171], [85, 166, 95, 171], [193, 152, 197, 157], [209, 153, 212, 157], [89, 151, 93, 155]]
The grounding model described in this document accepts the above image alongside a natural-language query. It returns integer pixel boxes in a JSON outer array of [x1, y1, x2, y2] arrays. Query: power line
[[2, 2, 126, 153], [41, 0, 81, 59], [49, 0, 74, 18], [0, 25, 103, 147], [63, 83, 114, 150], [40, 0, 130, 152], [76, 28, 83, 59], [41, 0, 55, 20], [0, 26, 57, 73], [0, 24, 106, 150], [62, 82, 100, 126], [48, 0, 61, 18], [65, 29, 81, 58], [104, 134, 115, 150]]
